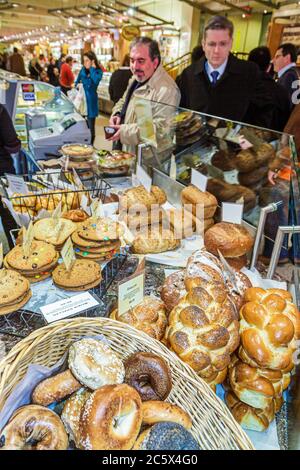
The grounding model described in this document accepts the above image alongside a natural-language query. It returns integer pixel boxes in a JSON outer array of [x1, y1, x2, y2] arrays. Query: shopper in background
[[29, 57, 43, 80], [0, 104, 21, 248], [109, 54, 132, 105], [107, 37, 180, 154], [0, 53, 6, 70], [56, 53, 66, 71], [178, 15, 272, 128], [47, 57, 60, 87], [40, 70, 49, 83], [59, 56, 74, 95], [272, 43, 299, 106], [6, 47, 26, 77], [75, 51, 103, 145], [248, 46, 291, 131]]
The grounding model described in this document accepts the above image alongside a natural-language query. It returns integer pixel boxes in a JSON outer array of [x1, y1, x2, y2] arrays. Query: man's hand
[[268, 170, 278, 186], [109, 115, 121, 126], [106, 125, 121, 141]]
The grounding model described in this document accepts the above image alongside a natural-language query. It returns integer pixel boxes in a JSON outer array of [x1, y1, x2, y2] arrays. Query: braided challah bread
[[225, 389, 277, 432], [165, 283, 240, 386], [239, 288, 300, 371], [228, 355, 290, 411]]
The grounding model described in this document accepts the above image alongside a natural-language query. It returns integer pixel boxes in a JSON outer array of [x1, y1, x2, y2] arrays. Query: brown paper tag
[[61, 237, 76, 272], [23, 221, 35, 257]]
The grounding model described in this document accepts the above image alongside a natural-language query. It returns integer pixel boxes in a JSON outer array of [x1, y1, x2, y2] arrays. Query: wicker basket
[[0, 317, 254, 450]]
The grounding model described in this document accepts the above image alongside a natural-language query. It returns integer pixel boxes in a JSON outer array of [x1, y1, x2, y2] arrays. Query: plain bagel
[[142, 401, 192, 429]]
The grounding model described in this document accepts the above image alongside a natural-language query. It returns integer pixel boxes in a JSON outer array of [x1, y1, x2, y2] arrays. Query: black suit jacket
[[277, 66, 299, 104], [0, 104, 21, 174], [179, 54, 273, 129], [261, 73, 292, 132]]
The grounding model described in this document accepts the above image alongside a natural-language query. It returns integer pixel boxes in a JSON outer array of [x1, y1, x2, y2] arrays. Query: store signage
[[118, 270, 144, 316], [61, 237, 76, 272], [21, 83, 35, 102], [191, 168, 208, 192], [7, 175, 29, 195], [136, 165, 152, 193], [122, 25, 140, 41], [222, 202, 244, 225], [40, 292, 99, 324]]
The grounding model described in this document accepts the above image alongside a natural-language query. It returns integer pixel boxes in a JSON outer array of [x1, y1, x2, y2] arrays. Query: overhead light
[[87, 20, 91, 26], [264, 9, 268, 14], [242, 13, 246, 18], [119, 17, 122, 23], [56, 9, 61, 14], [12, 3, 19, 7], [127, 8, 134, 16], [100, 19, 104, 24]]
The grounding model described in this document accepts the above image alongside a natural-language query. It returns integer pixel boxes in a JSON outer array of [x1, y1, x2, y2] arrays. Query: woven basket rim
[[0, 317, 255, 450]]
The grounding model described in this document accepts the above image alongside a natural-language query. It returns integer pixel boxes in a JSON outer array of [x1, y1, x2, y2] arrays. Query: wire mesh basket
[[0, 251, 135, 339], [1, 170, 111, 221]]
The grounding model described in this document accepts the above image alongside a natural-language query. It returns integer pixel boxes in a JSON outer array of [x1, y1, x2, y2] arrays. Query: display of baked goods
[[62, 209, 89, 223], [119, 207, 164, 231], [165, 283, 240, 387], [97, 150, 136, 176], [233, 143, 275, 173], [0, 269, 32, 315], [204, 222, 254, 259], [71, 217, 122, 261], [237, 166, 269, 187], [60, 144, 94, 159], [132, 226, 180, 254], [119, 185, 167, 211], [33, 218, 76, 250], [4, 241, 59, 283], [160, 270, 186, 314], [206, 178, 256, 213], [52, 259, 102, 291], [0, 332, 202, 451], [163, 208, 212, 239], [133, 422, 200, 450], [181, 185, 218, 220], [172, 112, 203, 146], [238, 288, 300, 371], [211, 149, 236, 172], [110, 296, 168, 341]]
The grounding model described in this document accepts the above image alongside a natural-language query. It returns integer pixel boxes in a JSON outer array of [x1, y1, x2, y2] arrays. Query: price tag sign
[[136, 165, 152, 193], [52, 201, 62, 220], [118, 271, 145, 317], [72, 168, 84, 189], [23, 221, 35, 257], [118, 220, 135, 246], [239, 135, 253, 150], [131, 174, 140, 187], [169, 155, 177, 181], [222, 202, 244, 225], [40, 292, 99, 324], [191, 168, 208, 192], [61, 237, 76, 272], [0, 243, 3, 269], [6, 175, 29, 195], [81, 194, 89, 214], [90, 199, 104, 219]]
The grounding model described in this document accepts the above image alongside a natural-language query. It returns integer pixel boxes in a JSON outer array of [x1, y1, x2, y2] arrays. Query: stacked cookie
[[4, 241, 59, 283], [0, 269, 32, 315], [71, 217, 122, 262], [172, 111, 203, 146], [33, 218, 76, 252], [52, 259, 102, 291]]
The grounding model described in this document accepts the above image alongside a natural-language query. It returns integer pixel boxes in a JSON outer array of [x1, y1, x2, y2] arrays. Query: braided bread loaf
[[239, 288, 300, 371], [225, 389, 277, 432], [228, 356, 290, 410], [166, 283, 240, 386]]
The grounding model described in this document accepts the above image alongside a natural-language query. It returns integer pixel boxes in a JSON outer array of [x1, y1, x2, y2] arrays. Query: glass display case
[[2, 77, 75, 150]]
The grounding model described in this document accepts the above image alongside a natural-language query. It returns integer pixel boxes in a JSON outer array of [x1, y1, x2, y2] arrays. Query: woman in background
[[75, 51, 103, 145]]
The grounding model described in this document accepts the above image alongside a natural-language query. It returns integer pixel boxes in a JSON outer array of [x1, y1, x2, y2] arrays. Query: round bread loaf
[[204, 222, 254, 258], [133, 422, 201, 450]]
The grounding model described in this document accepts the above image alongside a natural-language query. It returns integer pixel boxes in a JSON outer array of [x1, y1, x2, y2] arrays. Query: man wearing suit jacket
[[272, 43, 299, 107], [179, 15, 273, 128]]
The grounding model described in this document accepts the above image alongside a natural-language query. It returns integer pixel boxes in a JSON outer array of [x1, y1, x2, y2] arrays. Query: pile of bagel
[[0, 338, 200, 451]]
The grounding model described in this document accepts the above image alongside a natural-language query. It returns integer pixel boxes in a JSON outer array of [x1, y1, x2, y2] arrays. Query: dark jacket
[[109, 67, 132, 104], [261, 72, 292, 132], [179, 54, 273, 128], [0, 104, 21, 174], [7, 52, 26, 77], [29, 60, 43, 80], [75, 66, 103, 118], [277, 66, 299, 105]]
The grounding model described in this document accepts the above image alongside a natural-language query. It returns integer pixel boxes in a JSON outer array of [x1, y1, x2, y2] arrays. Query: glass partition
[[135, 97, 296, 275]]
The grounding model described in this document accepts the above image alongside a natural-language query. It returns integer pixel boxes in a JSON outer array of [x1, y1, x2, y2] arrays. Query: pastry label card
[[191, 168, 208, 192], [61, 237, 76, 272], [136, 165, 152, 193], [40, 292, 99, 324], [90, 199, 104, 218], [169, 155, 177, 181], [52, 201, 62, 220], [118, 271, 145, 316], [222, 202, 244, 225], [6, 175, 29, 196], [72, 168, 84, 189], [23, 221, 35, 257]]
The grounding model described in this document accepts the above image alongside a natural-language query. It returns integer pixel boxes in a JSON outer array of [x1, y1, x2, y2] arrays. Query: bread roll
[[225, 255, 248, 271], [233, 143, 275, 173], [119, 185, 167, 211], [238, 166, 268, 186], [141, 401, 192, 429], [32, 369, 81, 406], [206, 179, 256, 213], [211, 150, 236, 172], [162, 208, 210, 239], [132, 226, 180, 254], [165, 283, 239, 385], [239, 287, 300, 371], [204, 222, 254, 258], [160, 270, 186, 313], [181, 185, 218, 219]]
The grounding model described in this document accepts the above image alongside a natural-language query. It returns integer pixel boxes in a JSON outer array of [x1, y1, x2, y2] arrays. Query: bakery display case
[[3, 77, 75, 151]]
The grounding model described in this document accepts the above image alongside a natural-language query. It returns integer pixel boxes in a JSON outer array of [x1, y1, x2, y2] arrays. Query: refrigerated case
[[2, 76, 75, 150]]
